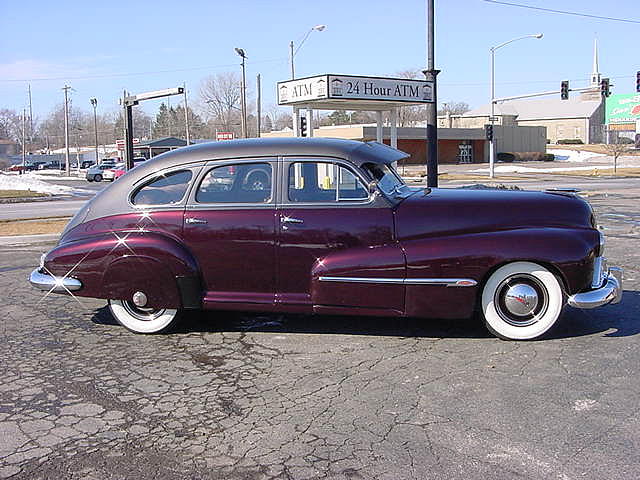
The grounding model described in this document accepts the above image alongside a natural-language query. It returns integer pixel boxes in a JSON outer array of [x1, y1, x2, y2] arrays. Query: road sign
[[116, 138, 139, 150], [216, 132, 234, 141]]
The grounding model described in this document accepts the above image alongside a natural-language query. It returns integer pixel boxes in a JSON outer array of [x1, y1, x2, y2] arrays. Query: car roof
[[132, 138, 408, 177], [75, 138, 409, 225]]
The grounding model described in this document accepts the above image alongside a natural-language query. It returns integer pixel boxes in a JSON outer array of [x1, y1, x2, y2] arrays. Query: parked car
[[29, 138, 622, 339], [86, 163, 115, 182], [103, 163, 126, 181]]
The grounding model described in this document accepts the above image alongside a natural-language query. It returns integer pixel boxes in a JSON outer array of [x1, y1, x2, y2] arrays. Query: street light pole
[[424, 0, 439, 188], [489, 33, 543, 178], [290, 25, 325, 137], [62, 85, 71, 176], [290, 24, 326, 80], [90, 98, 98, 165], [235, 48, 248, 138]]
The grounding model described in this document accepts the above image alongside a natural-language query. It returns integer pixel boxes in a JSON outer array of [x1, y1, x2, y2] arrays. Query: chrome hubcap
[[494, 274, 548, 327], [504, 284, 539, 317], [122, 301, 165, 322]]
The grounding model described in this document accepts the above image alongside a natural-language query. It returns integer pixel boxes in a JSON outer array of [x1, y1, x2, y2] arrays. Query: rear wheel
[[481, 262, 564, 340], [87, 177, 94, 182], [108, 299, 180, 334], [94, 174, 103, 182]]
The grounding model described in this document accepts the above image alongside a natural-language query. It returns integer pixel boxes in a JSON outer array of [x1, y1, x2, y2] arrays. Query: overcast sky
[[1, 0, 637, 120]]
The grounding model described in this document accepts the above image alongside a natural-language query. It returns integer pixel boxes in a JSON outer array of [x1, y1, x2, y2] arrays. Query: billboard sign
[[277, 74, 434, 106], [605, 94, 640, 124]]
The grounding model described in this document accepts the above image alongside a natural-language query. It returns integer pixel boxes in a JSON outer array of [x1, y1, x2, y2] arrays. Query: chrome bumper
[[29, 268, 82, 293], [567, 267, 623, 309]]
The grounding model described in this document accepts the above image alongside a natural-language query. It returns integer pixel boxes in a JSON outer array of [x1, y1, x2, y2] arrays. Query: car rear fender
[[44, 231, 202, 309]]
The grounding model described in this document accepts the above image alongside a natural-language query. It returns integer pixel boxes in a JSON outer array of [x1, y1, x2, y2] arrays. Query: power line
[[0, 58, 286, 83], [483, 0, 640, 24], [442, 74, 635, 88]]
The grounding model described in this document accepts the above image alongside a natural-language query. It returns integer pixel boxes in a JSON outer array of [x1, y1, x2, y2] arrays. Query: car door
[[182, 158, 278, 310], [276, 158, 405, 314]]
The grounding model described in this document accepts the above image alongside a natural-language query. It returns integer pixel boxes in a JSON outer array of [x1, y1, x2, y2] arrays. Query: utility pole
[[424, 0, 439, 187], [290, 41, 295, 79], [62, 85, 72, 176], [90, 98, 99, 164], [183, 82, 191, 144], [28, 84, 33, 142], [235, 48, 248, 138], [21, 109, 26, 173], [123, 90, 134, 170], [256, 74, 261, 138]]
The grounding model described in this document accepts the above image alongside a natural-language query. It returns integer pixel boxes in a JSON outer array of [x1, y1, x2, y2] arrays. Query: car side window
[[131, 170, 192, 205], [288, 162, 368, 203], [196, 162, 273, 203]]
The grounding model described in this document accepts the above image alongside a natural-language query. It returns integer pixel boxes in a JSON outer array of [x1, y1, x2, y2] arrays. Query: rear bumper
[[567, 267, 623, 309], [29, 268, 82, 293]]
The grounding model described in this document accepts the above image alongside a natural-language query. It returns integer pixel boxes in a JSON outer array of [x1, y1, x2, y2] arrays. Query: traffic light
[[300, 116, 307, 137], [636, 71, 640, 93], [601, 78, 610, 97], [485, 124, 493, 141], [560, 80, 569, 100]]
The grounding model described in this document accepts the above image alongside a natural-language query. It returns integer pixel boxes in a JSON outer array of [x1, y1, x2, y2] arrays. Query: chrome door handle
[[281, 216, 303, 224], [186, 217, 208, 225]]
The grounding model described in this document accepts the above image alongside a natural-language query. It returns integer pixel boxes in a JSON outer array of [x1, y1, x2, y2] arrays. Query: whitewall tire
[[108, 299, 180, 334], [481, 262, 564, 340]]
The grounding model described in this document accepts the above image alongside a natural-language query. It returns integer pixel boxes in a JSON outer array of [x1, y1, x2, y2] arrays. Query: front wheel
[[481, 262, 564, 340], [108, 299, 180, 334], [94, 174, 103, 182]]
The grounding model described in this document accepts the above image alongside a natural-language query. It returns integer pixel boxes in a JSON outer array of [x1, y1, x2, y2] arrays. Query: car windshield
[[362, 163, 406, 195]]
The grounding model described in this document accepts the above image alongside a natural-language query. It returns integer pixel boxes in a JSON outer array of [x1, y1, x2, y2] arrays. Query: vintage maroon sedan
[[29, 138, 622, 340]]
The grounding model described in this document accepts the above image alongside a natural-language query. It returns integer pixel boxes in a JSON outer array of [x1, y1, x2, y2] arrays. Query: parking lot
[[1, 177, 639, 480]]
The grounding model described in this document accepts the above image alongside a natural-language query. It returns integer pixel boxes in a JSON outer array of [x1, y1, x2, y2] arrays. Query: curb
[[0, 233, 60, 246], [0, 195, 71, 204]]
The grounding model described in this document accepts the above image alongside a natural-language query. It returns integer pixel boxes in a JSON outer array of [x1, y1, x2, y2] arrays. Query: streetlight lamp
[[289, 25, 326, 137], [235, 47, 248, 138], [489, 33, 543, 178], [290, 24, 326, 80], [90, 98, 98, 165]]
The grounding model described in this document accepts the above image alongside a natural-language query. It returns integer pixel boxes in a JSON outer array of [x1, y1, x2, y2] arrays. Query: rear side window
[[131, 170, 192, 205], [196, 163, 273, 203]]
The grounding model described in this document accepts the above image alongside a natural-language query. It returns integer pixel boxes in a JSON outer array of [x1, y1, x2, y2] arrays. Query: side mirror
[[367, 180, 378, 194]]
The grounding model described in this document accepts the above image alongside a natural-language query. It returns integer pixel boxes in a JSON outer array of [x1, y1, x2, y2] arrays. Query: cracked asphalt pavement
[[1, 188, 638, 480]]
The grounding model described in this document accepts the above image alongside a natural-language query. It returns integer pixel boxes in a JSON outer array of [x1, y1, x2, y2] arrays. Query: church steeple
[[590, 38, 601, 87]]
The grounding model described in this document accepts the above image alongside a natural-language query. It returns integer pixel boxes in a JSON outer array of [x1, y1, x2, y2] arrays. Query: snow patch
[[0, 173, 92, 196], [547, 149, 606, 163]]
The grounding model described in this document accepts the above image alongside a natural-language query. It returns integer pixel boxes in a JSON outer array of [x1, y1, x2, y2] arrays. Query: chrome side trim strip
[[408, 278, 478, 287], [317, 276, 477, 287], [318, 276, 403, 284]]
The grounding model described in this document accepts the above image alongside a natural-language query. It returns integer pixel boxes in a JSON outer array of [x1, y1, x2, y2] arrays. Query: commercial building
[[264, 124, 546, 165]]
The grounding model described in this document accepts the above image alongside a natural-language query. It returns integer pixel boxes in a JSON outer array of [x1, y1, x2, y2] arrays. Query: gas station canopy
[[277, 74, 435, 110]]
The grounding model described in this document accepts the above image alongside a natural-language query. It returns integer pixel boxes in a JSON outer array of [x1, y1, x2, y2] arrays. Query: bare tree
[[199, 72, 254, 138], [0, 109, 21, 141], [439, 101, 470, 116], [604, 134, 630, 174]]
